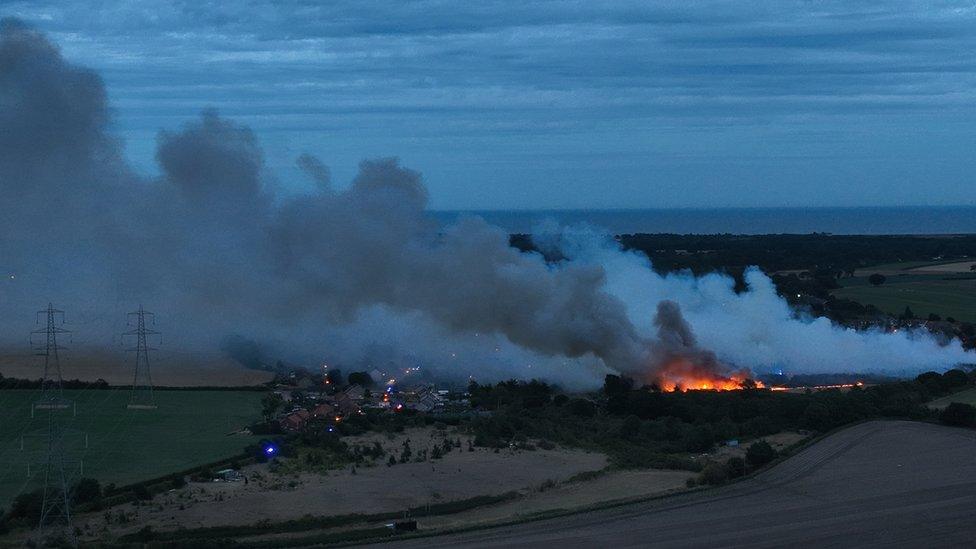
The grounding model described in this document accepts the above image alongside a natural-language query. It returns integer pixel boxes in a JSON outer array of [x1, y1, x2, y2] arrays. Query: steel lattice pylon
[[124, 305, 159, 409], [32, 303, 71, 414], [29, 304, 77, 546]]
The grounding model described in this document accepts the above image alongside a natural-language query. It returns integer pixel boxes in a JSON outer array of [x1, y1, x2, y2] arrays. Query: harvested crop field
[[73, 428, 607, 539], [378, 421, 976, 548], [0, 348, 273, 387]]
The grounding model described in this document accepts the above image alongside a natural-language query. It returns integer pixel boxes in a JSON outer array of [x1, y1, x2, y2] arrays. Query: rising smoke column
[[0, 19, 650, 380], [0, 19, 971, 389]]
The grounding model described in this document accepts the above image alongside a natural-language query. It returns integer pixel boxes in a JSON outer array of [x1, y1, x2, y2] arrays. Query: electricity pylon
[[123, 305, 158, 409], [29, 304, 77, 545], [31, 303, 71, 414]]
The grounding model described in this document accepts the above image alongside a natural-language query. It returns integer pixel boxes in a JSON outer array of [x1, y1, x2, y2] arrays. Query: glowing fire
[[654, 358, 763, 392]]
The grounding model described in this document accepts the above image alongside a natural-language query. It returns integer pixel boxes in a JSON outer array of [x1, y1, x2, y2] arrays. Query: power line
[[123, 305, 158, 410]]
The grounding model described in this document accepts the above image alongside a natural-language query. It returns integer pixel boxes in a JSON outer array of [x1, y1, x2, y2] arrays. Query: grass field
[[833, 269, 976, 323], [0, 389, 263, 509], [927, 387, 976, 410]]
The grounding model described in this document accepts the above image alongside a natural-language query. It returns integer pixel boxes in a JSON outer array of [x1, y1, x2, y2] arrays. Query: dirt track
[[372, 421, 976, 548]]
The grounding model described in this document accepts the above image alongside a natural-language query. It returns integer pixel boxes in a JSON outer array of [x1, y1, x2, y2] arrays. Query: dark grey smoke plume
[[650, 300, 739, 386], [0, 19, 650, 384]]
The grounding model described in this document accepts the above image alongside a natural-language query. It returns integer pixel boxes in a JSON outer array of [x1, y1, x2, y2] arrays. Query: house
[[334, 393, 361, 415], [279, 409, 310, 431], [410, 392, 443, 413], [343, 384, 366, 401], [273, 390, 295, 403], [311, 403, 335, 418]]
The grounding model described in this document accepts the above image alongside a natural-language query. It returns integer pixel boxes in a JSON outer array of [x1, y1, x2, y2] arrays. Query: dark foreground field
[[0, 389, 263, 509], [374, 421, 976, 548]]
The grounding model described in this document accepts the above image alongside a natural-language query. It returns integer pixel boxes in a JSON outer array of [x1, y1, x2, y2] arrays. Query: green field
[[855, 260, 947, 273], [0, 389, 263, 508], [833, 274, 976, 323], [927, 387, 976, 410]]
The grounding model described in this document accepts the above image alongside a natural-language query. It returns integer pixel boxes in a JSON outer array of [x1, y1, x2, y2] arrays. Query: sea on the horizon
[[431, 206, 976, 235]]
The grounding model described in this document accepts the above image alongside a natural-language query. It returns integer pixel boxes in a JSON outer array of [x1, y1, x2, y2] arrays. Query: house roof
[[312, 403, 335, 417]]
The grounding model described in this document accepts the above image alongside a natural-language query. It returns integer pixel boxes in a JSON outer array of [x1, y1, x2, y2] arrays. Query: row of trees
[[462, 369, 975, 470]]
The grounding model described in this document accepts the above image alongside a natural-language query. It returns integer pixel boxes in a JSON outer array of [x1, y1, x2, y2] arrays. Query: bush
[[726, 456, 746, 479], [746, 440, 777, 467], [699, 462, 729, 485], [132, 484, 151, 501], [566, 398, 596, 418], [868, 273, 886, 286], [72, 478, 102, 505], [10, 490, 43, 522], [940, 403, 976, 427]]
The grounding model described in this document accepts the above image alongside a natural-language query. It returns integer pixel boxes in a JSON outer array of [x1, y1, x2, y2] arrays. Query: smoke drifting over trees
[[0, 20, 971, 388]]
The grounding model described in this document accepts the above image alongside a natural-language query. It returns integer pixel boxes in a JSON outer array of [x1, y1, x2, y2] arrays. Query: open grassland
[[0, 389, 263, 509], [854, 260, 947, 274], [928, 387, 976, 410], [833, 274, 976, 322]]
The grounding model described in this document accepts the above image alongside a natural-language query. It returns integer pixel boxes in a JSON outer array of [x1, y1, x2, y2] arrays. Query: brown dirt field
[[0, 347, 272, 386], [75, 427, 607, 540]]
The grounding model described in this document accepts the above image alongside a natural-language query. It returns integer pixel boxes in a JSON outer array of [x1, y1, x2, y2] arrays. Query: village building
[[279, 409, 310, 431], [334, 392, 361, 416], [343, 384, 366, 401], [311, 402, 335, 418]]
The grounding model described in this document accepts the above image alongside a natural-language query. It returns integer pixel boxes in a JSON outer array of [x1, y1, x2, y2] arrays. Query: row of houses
[[274, 381, 454, 432]]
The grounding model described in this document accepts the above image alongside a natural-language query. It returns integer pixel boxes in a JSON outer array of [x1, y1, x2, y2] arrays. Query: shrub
[[940, 403, 976, 427], [10, 490, 43, 522], [72, 478, 102, 505], [746, 440, 777, 467], [566, 398, 596, 418], [699, 462, 729, 485], [726, 456, 746, 479], [132, 484, 151, 501]]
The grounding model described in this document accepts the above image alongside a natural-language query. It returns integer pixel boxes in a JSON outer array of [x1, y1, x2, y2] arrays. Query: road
[[368, 421, 976, 548]]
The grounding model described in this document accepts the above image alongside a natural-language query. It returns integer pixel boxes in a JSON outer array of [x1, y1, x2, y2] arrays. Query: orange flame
[[653, 358, 763, 392]]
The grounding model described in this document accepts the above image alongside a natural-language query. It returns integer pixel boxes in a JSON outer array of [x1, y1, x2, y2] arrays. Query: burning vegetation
[[648, 300, 763, 392], [654, 358, 764, 392]]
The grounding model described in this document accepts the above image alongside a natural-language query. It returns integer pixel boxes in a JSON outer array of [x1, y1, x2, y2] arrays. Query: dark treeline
[[464, 369, 976, 470], [0, 374, 266, 392], [0, 375, 109, 390], [619, 234, 976, 275], [511, 233, 976, 275]]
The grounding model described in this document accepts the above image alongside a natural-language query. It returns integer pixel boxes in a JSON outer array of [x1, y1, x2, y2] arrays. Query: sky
[[3, 0, 975, 210]]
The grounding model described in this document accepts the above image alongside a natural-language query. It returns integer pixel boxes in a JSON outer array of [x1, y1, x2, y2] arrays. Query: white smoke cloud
[[555, 229, 973, 378]]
